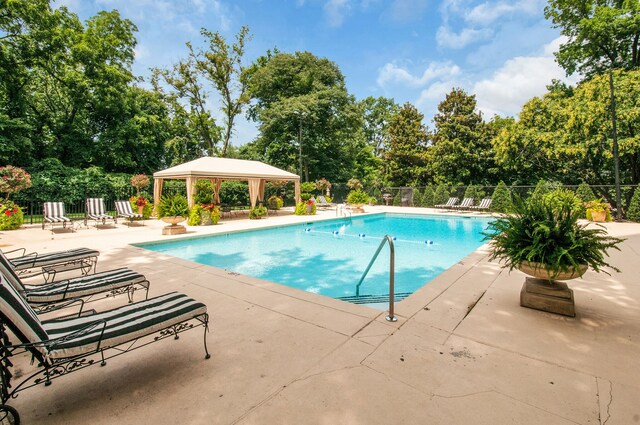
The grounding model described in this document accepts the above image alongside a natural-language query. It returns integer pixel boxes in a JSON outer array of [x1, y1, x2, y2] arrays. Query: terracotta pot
[[518, 261, 587, 282], [590, 210, 606, 222], [138, 205, 145, 215], [161, 216, 185, 226]]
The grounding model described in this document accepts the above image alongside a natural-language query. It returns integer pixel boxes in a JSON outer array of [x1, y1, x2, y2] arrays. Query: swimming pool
[[138, 213, 490, 303]]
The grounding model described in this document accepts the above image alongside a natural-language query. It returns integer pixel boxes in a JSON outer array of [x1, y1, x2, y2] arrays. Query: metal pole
[[386, 237, 397, 322], [609, 68, 622, 220]]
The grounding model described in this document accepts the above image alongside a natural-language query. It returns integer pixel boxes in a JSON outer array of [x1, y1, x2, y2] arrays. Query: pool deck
[[2, 206, 639, 424]]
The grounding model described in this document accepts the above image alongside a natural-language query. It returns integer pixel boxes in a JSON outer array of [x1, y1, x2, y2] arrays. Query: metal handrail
[[355, 235, 397, 322]]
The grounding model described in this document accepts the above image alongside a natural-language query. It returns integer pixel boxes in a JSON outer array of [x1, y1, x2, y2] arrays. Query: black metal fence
[[13, 182, 640, 224]]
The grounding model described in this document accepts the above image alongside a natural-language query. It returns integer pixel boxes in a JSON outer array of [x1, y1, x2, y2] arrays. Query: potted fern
[[484, 198, 623, 316], [157, 194, 190, 235]]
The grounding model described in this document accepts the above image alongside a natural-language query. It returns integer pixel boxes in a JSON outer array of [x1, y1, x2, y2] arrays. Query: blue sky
[[59, 0, 579, 145]]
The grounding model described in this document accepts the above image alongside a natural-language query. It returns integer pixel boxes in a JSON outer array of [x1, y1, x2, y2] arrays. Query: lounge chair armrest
[[35, 298, 85, 317], [3, 248, 27, 258]]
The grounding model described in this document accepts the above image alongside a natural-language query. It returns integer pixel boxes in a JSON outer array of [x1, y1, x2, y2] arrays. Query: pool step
[[337, 292, 413, 304]]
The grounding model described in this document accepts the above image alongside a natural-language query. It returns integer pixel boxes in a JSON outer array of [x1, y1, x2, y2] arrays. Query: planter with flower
[[130, 174, 150, 213], [267, 195, 284, 210], [0, 166, 32, 230], [484, 197, 623, 316], [294, 182, 318, 216], [129, 195, 153, 219], [315, 178, 332, 197], [585, 199, 611, 222], [346, 189, 369, 213], [186, 180, 220, 225], [157, 194, 190, 235]]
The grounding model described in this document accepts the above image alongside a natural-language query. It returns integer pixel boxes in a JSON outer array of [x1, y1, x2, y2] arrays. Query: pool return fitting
[[355, 235, 397, 322]]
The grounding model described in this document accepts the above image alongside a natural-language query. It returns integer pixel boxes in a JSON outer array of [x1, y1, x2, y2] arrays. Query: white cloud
[[472, 36, 580, 118], [390, 0, 430, 22], [324, 0, 352, 27], [465, 0, 543, 25], [436, 25, 493, 49], [377, 61, 461, 88]]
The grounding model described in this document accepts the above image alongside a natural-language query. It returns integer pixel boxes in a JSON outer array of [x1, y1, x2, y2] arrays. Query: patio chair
[[42, 202, 73, 233], [470, 198, 492, 212], [0, 270, 210, 423], [115, 200, 144, 226], [434, 197, 459, 209], [0, 253, 149, 313], [316, 195, 335, 209], [85, 198, 116, 228], [452, 197, 474, 210], [1, 248, 99, 281]]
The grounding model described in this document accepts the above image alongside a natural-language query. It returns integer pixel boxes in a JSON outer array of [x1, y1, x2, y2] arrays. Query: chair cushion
[[43, 292, 207, 359], [8, 248, 99, 271], [23, 268, 147, 304], [0, 271, 50, 346]]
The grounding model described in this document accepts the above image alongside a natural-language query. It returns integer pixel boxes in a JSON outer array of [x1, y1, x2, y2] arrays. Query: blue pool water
[[138, 213, 490, 300]]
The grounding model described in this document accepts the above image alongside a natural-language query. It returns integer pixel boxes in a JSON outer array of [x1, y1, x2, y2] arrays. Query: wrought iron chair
[[0, 253, 149, 313], [452, 197, 475, 210], [0, 270, 211, 424], [42, 202, 73, 233], [0, 248, 99, 281], [434, 197, 459, 209], [114, 200, 144, 226], [85, 198, 116, 228]]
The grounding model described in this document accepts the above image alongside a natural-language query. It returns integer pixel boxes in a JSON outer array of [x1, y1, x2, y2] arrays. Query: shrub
[[188, 204, 203, 226], [220, 181, 249, 206], [585, 199, 612, 222], [294, 201, 316, 215], [433, 185, 449, 206], [268, 195, 284, 210], [491, 181, 512, 213], [464, 184, 482, 203], [347, 178, 363, 190], [0, 166, 32, 201], [627, 188, 640, 222], [392, 190, 402, 206], [157, 194, 189, 218], [129, 196, 153, 219], [130, 174, 150, 195], [300, 182, 316, 193], [193, 180, 214, 205], [541, 188, 582, 214], [575, 182, 596, 204], [412, 188, 423, 207], [315, 178, 332, 193], [422, 186, 435, 207], [347, 189, 370, 205], [0, 200, 24, 230], [249, 205, 267, 219]]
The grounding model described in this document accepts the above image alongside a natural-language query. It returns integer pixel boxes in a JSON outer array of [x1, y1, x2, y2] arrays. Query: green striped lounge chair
[[0, 270, 210, 423], [452, 197, 474, 210], [1, 248, 99, 281], [85, 198, 116, 228], [0, 253, 149, 313], [115, 200, 144, 226], [434, 197, 459, 209], [42, 202, 73, 232]]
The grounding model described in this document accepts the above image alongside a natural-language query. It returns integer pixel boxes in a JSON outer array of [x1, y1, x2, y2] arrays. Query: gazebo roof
[[153, 157, 299, 181]]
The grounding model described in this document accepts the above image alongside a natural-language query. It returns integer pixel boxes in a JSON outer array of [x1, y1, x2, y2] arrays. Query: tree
[[360, 96, 399, 158], [195, 26, 252, 157], [384, 103, 429, 186], [246, 51, 367, 183], [545, 0, 640, 218], [429, 88, 494, 184], [490, 181, 513, 213]]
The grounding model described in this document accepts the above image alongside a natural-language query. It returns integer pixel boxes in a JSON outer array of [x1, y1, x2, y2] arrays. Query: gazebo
[[153, 157, 301, 208]]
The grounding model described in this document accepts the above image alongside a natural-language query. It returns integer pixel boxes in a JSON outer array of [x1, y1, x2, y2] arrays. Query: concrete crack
[[601, 379, 613, 425]]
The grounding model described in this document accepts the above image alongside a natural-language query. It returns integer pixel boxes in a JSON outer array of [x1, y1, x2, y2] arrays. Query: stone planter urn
[[590, 210, 607, 222], [518, 261, 588, 317], [161, 216, 186, 235], [350, 204, 365, 213]]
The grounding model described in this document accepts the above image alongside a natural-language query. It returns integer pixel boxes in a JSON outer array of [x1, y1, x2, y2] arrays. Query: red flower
[[135, 196, 146, 207], [4, 210, 10, 216], [306, 199, 314, 206]]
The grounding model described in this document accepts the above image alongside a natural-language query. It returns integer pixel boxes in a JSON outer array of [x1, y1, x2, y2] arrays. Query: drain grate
[[337, 292, 413, 304]]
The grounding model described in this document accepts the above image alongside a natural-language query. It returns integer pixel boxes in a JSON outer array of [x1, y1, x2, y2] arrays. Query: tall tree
[[428, 88, 493, 184], [545, 0, 640, 217], [360, 96, 399, 158], [246, 51, 366, 183], [195, 26, 252, 157], [384, 103, 429, 186]]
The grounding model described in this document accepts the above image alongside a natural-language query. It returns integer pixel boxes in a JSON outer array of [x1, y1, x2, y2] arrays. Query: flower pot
[[518, 261, 587, 282], [350, 204, 365, 213], [138, 205, 144, 215], [200, 211, 212, 226], [161, 216, 185, 226], [590, 210, 606, 222]]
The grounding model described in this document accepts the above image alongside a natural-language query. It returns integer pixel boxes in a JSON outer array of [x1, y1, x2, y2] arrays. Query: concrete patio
[[1, 206, 638, 424]]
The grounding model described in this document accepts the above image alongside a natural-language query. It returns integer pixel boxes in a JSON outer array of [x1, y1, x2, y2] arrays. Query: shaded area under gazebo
[[153, 157, 301, 208]]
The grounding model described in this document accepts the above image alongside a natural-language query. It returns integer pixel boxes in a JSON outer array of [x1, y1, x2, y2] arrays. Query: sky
[[57, 0, 580, 145]]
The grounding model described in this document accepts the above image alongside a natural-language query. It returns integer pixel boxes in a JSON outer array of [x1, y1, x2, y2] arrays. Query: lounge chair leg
[[100, 351, 106, 367], [0, 404, 19, 425], [44, 368, 51, 386], [203, 314, 211, 360]]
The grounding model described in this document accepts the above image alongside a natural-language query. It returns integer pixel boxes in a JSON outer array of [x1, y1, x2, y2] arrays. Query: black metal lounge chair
[[85, 198, 116, 228], [115, 200, 144, 226], [469, 198, 492, 211], [0, 254, 149, 313], [0, 270, 210, 424], [452, 197, 474, 210], [42, 202, 73, 233], [434, 197, 459, 209], [1, 248, 99, 281]]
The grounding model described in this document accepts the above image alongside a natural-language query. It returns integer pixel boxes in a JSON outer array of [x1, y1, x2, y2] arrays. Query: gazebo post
[[153, 178, 163, 215], [294, 179, 301, 204]]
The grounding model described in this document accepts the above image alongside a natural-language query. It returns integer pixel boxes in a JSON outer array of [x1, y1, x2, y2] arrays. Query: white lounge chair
[[115, 200, 144, 226], [85, 198, 116, 228], [42, 202, 73, 233]]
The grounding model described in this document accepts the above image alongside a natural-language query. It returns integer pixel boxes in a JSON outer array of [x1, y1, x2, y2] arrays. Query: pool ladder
[[336, 204, 352, 220], [355, 235, 397, 322]]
